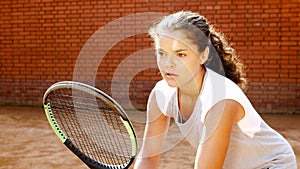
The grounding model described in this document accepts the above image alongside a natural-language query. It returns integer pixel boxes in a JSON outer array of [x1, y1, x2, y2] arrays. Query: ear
[[200, 47, 209, 64]]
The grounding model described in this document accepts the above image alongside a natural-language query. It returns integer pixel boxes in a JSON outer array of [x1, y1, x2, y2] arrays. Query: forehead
[[157, 30, 199, 53]]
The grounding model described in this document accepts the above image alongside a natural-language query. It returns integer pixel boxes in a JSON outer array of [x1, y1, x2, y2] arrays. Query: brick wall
[[0, 0, 299, 113]]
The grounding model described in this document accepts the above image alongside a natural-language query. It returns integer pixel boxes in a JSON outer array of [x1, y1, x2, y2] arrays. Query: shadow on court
[[0, 106, 299, 169]]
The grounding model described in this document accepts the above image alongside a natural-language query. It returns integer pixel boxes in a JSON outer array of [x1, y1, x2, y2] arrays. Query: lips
[[164, 71, 178, 78]]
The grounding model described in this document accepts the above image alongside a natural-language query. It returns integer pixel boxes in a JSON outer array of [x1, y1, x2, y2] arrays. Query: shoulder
[[200, 69, 247, 122], [149, 80, 177, 115], [212, 100, 245, 124], [205, 68, 247, 106], [200, 99, 245, 145], [195, 100, 245, 168], [205, 100, 245, 129], [151, 80, 177, 99], [153, 79, 172, 91], [205, 69, 264, 137]]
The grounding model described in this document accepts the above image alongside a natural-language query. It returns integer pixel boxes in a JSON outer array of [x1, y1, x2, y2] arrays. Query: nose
[[163, 54, 175, 69]]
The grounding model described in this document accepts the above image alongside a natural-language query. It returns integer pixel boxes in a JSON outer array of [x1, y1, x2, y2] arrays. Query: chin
[[164, 79, 179, 88]]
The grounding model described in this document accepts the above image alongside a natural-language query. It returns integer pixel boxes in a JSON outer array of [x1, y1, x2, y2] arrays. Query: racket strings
[[48, 88, 133, 167], [55, 92, 99, 160]]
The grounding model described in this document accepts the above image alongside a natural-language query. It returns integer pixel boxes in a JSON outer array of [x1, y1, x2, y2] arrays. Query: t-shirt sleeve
[[151, 80, 177, 117]]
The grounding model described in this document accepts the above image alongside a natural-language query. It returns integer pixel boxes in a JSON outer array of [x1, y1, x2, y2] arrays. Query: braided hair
[[149, 11, 247, 90]]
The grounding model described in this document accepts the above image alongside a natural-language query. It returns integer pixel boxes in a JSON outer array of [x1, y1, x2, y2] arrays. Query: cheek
[[180, 60, 201, 74], [156, 55, 162, 69], [188, 56, 202, 68]]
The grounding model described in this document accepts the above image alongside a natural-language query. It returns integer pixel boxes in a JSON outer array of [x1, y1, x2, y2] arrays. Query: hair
[[149, 11, 247, 90]]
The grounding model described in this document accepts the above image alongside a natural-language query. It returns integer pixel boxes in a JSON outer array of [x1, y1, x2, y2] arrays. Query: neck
[[177, 67, 206, 121], [179, 67, 206, 97]]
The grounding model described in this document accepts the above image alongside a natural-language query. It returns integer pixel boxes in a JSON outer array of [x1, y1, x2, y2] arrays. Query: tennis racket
[[43, 81, 137, 169]]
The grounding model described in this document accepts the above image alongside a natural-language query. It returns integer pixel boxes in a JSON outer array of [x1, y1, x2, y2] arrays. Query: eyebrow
[[174, 49, 188, 52], [157, 48, 188, 53]]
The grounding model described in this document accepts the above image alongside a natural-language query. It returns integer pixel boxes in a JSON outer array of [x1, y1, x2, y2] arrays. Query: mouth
[[164, 71, 178, 78]]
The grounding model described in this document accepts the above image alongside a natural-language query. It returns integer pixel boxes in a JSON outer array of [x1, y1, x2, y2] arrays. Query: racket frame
[[43, 81, 137, 169]]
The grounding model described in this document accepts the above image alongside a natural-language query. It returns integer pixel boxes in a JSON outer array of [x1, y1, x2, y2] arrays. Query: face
[[156, 30, 205, 88]]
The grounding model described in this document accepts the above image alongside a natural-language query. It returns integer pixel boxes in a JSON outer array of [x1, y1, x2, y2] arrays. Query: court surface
[[0, 106, 299, 169]]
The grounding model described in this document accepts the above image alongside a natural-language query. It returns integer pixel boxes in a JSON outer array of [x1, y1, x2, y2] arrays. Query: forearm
[[134, 92, 169, 169]]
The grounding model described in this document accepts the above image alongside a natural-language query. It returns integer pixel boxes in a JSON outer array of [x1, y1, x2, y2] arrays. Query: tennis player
[[134, 11, 297, 169]]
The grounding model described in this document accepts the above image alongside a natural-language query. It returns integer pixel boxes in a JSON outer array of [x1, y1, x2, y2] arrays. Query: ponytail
[[208, 26, 247, 90]]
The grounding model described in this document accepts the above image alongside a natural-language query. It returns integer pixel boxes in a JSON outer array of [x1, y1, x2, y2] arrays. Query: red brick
[[0, 0, 298, 113]]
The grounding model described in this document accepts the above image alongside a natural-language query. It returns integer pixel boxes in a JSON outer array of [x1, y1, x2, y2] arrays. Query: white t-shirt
[[150, 68, 296, 169]]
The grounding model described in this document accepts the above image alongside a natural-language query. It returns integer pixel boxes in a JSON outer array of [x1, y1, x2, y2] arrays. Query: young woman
[[134, 11, 297, 169]]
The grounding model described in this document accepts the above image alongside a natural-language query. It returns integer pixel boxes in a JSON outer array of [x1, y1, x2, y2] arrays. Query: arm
[[194, 100, 244, 169], [134, 92, 170, 169]]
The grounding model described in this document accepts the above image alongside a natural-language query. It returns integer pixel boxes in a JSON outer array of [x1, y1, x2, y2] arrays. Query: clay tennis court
[[0, 106, 299, 168]]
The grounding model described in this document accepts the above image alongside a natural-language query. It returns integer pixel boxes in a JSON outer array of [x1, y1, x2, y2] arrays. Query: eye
[[157, 50, 165, 57], [177, 53, 187, 58]]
